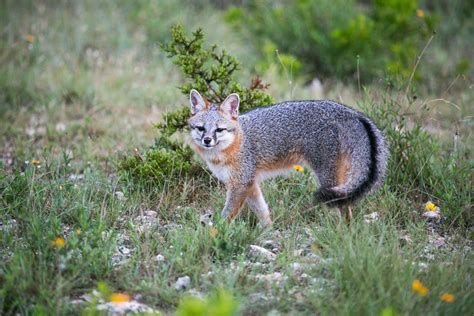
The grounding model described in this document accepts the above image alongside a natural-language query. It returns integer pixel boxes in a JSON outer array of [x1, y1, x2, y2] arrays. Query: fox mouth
[[202, 141, 219, 148], [201, 141, 219, 148]]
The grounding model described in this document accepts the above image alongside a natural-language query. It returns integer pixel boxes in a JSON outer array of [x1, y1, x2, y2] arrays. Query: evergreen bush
[[119, 25, 273, 185]]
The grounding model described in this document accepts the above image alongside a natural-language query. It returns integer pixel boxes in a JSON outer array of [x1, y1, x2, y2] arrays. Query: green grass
[[0, 1, 472, 315]]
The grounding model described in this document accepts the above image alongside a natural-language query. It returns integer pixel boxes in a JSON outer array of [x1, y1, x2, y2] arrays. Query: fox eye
[[215, 128, 226, 133], [195, 126, 205, 132]]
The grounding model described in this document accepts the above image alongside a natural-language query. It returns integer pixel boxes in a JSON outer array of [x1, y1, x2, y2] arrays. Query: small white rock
[[114, 191, 126, 201], [0, 219, 17, 231], [422, 211, 441, 219], [144, 210, 158, 218], [363, 212, 380, 223], [199, 209, 214, 226], [292, 249, 304, 257], [68, 174, 84, 181], [155, 254, 165, 262], [96, 301, 154, 314], [291, 262, 303, 274], [249, 245, 276, 262], [55, 122, 67, 132], [118, 246, 131, 255], [174, 276, 191, 291]]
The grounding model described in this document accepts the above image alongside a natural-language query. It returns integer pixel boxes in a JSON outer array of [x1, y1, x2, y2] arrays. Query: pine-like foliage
[[120, 25, 273, 185]]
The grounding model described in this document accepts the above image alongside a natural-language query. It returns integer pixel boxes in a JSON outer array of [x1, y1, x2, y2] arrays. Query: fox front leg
[[221, 186, 248, 223]]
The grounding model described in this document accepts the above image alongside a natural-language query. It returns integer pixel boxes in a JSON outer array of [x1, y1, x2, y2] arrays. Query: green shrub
[[226, 0, 436, 83], [361, 96, 472, 227], [119, 136, 203, 185], [119, 25, 273, 186]]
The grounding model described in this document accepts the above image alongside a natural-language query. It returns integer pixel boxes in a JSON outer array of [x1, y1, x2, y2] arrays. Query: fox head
[[188, 89, 240, 150]]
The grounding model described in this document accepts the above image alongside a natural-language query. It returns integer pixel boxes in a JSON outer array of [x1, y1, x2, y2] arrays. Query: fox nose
[[203, 137, 212, 145]]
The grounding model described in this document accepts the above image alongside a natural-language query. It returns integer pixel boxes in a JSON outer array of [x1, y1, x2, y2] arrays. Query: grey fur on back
[[238, 100, 388, 206]]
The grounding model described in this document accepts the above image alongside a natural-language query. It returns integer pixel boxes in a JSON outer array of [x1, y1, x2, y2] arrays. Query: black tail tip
[[314, 188, 349, 208]]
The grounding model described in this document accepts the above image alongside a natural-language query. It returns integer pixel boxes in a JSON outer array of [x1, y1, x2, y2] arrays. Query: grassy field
[[0, 1, 472, 315]]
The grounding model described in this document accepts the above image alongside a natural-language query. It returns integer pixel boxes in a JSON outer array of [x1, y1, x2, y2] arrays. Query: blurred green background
[[0, 1, 473, 315]]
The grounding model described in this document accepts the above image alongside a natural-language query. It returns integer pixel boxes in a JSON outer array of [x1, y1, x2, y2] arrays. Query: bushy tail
[[315, 116, 388, 207]]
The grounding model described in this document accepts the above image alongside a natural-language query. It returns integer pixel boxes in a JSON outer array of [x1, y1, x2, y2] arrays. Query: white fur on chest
[[207, 162, 231, 183], [199, 149, 232, 183]]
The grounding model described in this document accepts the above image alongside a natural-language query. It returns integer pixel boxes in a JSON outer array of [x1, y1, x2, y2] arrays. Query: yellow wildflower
[[209, 227, 218, 237], [440, 293, 455, 303], [52, 237, 65, 248], [31, 159, 41, 165], [412, 279, 429, 296], [24, 34, 35, 43], [416, 9, 425, 18], [425, 201, 437, 211], [293, 164, 304, 172], [110, 293, 131, 303]]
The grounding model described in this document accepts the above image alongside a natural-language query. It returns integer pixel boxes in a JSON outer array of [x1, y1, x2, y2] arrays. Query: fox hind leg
[[245, 184, 273, 228], [339, 205, 353, 223]]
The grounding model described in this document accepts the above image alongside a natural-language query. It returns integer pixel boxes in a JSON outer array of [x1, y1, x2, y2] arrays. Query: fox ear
[[189, 89, 207, 115], [220, 93, 240, 119]]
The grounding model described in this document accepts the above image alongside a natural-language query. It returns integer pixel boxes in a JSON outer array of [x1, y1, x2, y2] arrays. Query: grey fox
[[188, 89, 388, 226]]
